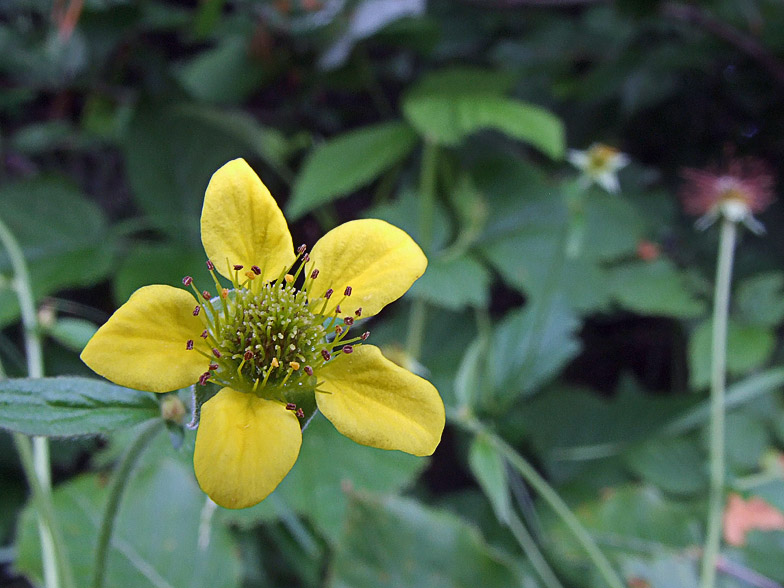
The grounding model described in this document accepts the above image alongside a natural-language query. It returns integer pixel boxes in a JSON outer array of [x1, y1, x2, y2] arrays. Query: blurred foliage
[[2, 0, 784, 587]]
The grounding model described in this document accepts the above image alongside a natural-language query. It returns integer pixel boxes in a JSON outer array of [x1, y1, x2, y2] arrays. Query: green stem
[[91, 419, 164, 588], [700, 218, 737, 588], [0, 215, 68, 588], [456, 414, 625, 588], [506, 510, 565, 588]]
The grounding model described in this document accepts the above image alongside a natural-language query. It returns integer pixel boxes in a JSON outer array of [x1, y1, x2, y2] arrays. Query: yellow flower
[[81, 158, 445, 509]]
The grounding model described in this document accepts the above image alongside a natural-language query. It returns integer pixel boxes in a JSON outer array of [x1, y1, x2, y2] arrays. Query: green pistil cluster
[[182, 252, 370, 408]]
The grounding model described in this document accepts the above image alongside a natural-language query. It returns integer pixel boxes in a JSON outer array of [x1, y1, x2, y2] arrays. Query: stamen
[[209, 363, 219, 370], [304, 365, 313, 376], [289, 361, 300, 370], [362, 331, 370, 340], [212, 348, 222, 358], [202, 290, 211, 300], [296, 408, 304, 418], [198, 372, 210, 386], [325, 288, 333, 299], [243, 350, 254, 361], [271, 357, 280, 368], [193, 306, 201, 316], [182, 276, 193, 286], [186, 339, 194, 350], [321, 349, 331, 361], [297, 244, 307, 255], [206, 260, 215, 271], [233, 264, 244, 271], [343, 345, 354, 354], [251, 265, 261, 275], [245, 271, 256, 280], [284, 274, 294, 284], [286, 402, 297, 411], [201, 330, 209, 338], [355, 308, 362, 317], [344, 286, 352, 296], [311, 269, 319, 279], [221, 288, 229, 298], [335, 325, 343, 335], [344, 316, 354, 326]]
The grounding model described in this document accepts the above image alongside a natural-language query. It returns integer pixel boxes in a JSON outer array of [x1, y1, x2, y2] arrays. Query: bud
[[160, 394, 187, 424]]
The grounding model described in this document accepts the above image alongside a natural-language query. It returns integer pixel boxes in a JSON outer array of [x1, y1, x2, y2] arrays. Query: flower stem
[[700, 218, 738, 588], [506, 510, 565, 588], [0, 214, 69, 588], [91, 418, 164, 588], [455, 414, 625, 588]]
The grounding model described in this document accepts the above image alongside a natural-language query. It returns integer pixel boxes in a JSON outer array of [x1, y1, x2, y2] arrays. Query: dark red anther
[[251, 265, 261, 275], [361, 331, 370, 340], [296, 408, 305, 418], [198, 372, 210, 386], [321, 349, 331, 361], [335, 305, 341, 314], [186, 339, 194, 350], [343, 345, 354, 354], [182, 276, 193, 286], [344, 316, 354, 326], [344, 286, 352, 296], [355, 307, 362, 317], [202, 290, 211, 300], [233, 264, 244, 271], [335, 325, 343, 335], [303, 253, 310, 262], [212, 348, 222, 358], [209, 363, 219, 370], [297, 244, 307, 255], [200, 330, 209, 338], [304, 365, 313, 376], [206, 260, 215, 271], [325, 288, 333, 299], [193, 306, 201, 316], [243, 350, 254, 361], [286, 402, 297, 411], [310, 269, 319, 279]]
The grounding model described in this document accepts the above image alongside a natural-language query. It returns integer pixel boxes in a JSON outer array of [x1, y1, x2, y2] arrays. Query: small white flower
[[567, 143, 630, 194]]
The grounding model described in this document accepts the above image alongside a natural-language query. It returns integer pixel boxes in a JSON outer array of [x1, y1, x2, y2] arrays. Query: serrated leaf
[[688, 320, 776, 389], [403, 93, 564, 158], [468, 434, 511, 524], [15, 458, 241, 588], [288, 121, 418, 220], [328, 493, 524, 588], [0, 377, 159, 436]]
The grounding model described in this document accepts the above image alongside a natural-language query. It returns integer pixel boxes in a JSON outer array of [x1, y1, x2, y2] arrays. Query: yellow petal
[[81, 285, 207, 393], [307, 219, 426, 317], [317, 345, 444, 456], [201, 159, 295, 283], [194, 388, 302, 509]]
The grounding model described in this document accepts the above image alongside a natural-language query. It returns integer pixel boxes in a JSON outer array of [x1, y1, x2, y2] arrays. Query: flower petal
[[194, 388, 302, 509], [201, 159, 295, 283], [317, 345, 444, 456], [307, 219, 426, 317], [81, 285, 207, 393]]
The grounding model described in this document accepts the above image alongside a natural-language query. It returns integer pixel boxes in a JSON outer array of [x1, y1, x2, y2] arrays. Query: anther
[[303, 253, 310, 262], [186, 339, 194, 350], [209, 363, 219, 370], [286, 402, 297, 411], [325, 288, 333, 299], [193, 306, 201, 316], [290, 361, 300, 370], [233, 264, 244, 270], [243, 350, 254, 361], [344, 286, 352, 296], [251, 265, 261, 275], [221, 288, 229, 298], [321, 349, 331, 361], [182, 276, 193, 286], [343, 345, 354, 354], [355, 308, 362, 317], [311, 269, 319, 279], [304, 365, 313, 376], [271, 358, 280, 368], [344, 316, 354, 326], [202, 290, 211, 300], [361, 331, 370, 340], [200, 330, 209, 338], [335, 305, 342, 314], [198, 372, 210, 386], [335, 325, 343, 335], [206, 260, 215, 271], [212, 348, 222, 358], [245, 271, 256, 280], [297, 244, 307, 255], [284, 274, 294, 284], [296, 408, 304, 418]]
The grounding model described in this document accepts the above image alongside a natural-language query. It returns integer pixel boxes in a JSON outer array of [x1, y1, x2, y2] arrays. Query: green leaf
[[725, 412, 769, 472], [409, 254, 491, 310], [0, 377, 159, 436], [16, 458, 242, 588], [468, 434, 512, 524], [219, 413, 426, 541], [688, 319, 776, 389], [46, 318, 98, 353], [608, 259, 705, 318], [288, 121, 418, 220], [624, 437, 707, 496], [745, 530, 784, 582], [403, 93, 564, 159], [406, 67, 517, 97], [736, 271, 784, 327], [0, 177, 114, 327], [328, 493, 524, 588]]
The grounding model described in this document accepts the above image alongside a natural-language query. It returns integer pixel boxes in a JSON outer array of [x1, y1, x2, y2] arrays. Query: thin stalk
[[91, 419, 164, 588], [455, 414, 625, 588], [0, 215, 67, 588], [506, 510, 565, 588], [700, 218, 737, 588], [406, 141, 439, 360]]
